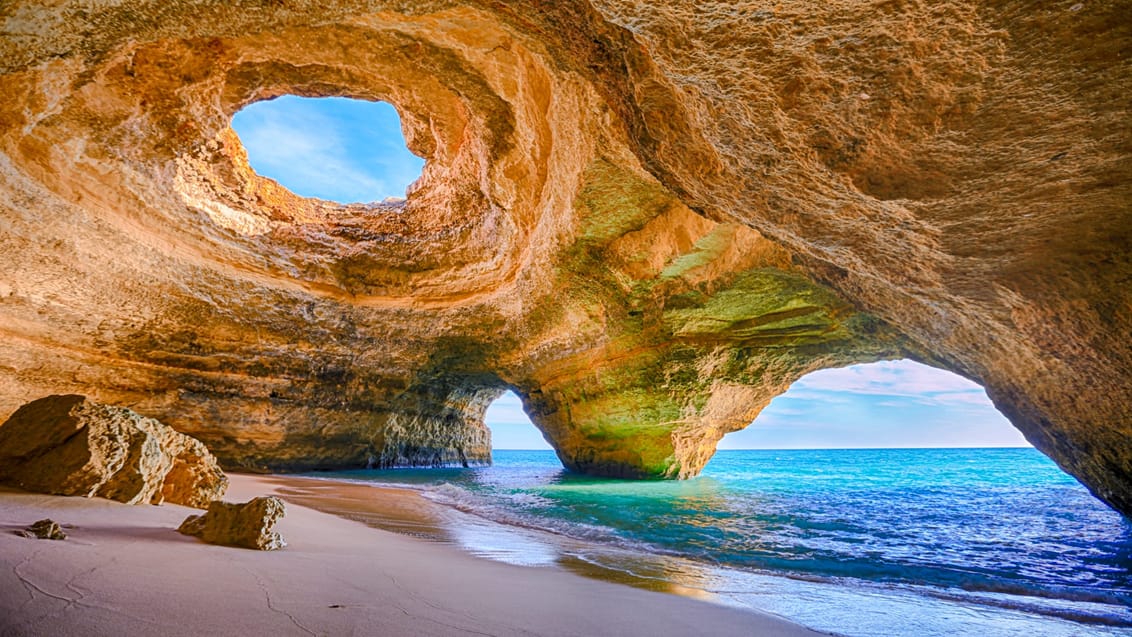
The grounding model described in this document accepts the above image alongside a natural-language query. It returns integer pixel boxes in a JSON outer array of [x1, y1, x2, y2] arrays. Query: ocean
[[304, 448, 1132, 636]]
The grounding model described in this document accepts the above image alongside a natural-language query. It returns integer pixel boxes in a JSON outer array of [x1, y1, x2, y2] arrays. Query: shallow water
[[306, 448, 1132, 636]]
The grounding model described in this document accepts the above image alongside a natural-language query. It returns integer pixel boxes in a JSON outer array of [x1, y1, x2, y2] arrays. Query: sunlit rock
[[0, 395, 228, 508], [178, 496, 286, 551], [0, 2, 1127, 515]]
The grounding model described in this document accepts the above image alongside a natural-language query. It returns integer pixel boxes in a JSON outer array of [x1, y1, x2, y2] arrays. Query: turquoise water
[[311, 449, 1132, 636]]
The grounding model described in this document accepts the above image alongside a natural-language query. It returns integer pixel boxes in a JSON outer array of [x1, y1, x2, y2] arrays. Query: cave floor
[[0, 475, 819, 637]]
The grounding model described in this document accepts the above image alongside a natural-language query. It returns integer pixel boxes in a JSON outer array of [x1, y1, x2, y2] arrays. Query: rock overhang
[[0, 1, 1128, 515]]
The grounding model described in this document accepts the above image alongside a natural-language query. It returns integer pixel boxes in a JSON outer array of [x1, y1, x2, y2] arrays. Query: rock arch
[[0, 2, 1128, 515]]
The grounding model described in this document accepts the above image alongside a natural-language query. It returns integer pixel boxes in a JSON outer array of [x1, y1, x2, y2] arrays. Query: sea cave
[[0, 2, 1129, 636]]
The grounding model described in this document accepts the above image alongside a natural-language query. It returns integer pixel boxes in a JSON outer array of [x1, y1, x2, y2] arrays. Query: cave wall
[[0, 1, 1128, 513]]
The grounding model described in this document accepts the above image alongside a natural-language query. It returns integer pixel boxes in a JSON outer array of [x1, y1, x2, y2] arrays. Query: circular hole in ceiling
[[230, 95, 424, 204]]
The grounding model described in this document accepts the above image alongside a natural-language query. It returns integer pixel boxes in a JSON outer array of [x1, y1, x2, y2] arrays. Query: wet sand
[[0, 473, 823, 636], [267, 475, 727, 600]]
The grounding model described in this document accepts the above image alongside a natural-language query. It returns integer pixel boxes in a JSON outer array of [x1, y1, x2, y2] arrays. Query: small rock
[[178, 496, 286, 550], [22, 518, 67, 540]]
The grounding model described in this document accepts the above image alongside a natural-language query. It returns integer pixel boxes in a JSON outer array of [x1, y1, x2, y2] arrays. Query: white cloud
[[485, 391, 552, 450], [774, 390, 856, 404], [485, 391, 536, 427], [792, 360, 989, 407], [234, 104, 389, 202], [721, 360, 1024, 449]]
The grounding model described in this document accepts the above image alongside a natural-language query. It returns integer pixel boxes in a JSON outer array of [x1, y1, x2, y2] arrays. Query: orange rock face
[[178, 496, 287, 551], [0, 3, 1128, 513], [0, 395, 228, 508]]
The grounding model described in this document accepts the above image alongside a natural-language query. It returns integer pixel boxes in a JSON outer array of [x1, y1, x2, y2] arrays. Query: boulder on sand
[[178, 496, 286, 550], [0, 395, 228, 508]]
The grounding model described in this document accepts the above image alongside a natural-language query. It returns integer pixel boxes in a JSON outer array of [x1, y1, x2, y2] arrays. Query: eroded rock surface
[[0, 395, 228, 507], [0, 3, 1128, 513], [178, 496, 286, 550], [16, 519, 67, 540]]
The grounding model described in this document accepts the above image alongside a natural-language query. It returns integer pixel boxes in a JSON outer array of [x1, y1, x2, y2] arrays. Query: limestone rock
[[0, 395, 228, 508], [15, 519, 67, 540], [0, 3, 1128, 515], [178, 497, 286, 551]]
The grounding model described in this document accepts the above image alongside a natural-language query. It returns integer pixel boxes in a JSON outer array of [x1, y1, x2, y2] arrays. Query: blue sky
[[716, 359, 1025, 449], [485, 394, 555, 450], [488, 360, 1026, 450], [231, 96, 424, 203], [229, 98, 1026, 451]]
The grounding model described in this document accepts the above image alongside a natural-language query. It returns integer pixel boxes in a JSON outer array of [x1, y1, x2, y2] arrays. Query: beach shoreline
[[0, 473, 823, 637], [263, 473, 738, 602], [261, 455, 1132, 637]]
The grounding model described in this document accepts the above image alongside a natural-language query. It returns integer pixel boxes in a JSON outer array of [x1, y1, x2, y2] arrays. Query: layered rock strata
[[178, 496, 287, 551], [0, 3, 1128, 513], [0, 395, 228, 508]]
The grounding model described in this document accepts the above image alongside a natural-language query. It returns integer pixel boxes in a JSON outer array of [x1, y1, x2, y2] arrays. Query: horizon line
[[491, 445, 1035, 452]]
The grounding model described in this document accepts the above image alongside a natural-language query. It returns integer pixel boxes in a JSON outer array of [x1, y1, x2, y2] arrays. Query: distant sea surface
[[305, 448, 1132, 636]]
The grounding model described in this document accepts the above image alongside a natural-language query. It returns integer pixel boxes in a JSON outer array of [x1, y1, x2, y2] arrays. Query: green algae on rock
[[0, 1, 1128, 516]]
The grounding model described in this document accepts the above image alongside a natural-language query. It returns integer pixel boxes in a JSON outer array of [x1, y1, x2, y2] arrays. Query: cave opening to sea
[[230, 95, 424, 204], [486, 390, 551, 451], [721, 358, 1027, 450], [359, 362, 1132, 635]]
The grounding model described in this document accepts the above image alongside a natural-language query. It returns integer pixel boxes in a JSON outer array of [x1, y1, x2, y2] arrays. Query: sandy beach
[[0, 474, 822, 637]]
